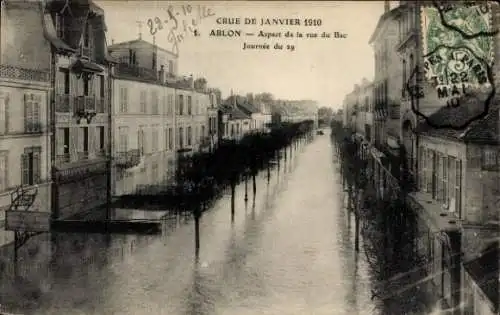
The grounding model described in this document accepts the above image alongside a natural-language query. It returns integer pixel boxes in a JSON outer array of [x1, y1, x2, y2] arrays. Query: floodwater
[[0, 132, 434, 315]]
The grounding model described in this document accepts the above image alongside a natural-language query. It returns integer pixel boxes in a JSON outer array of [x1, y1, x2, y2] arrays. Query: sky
[[96, 1, 397, 110]]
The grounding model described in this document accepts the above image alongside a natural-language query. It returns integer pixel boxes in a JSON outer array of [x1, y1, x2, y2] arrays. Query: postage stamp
[[419, 2, 495, 127]]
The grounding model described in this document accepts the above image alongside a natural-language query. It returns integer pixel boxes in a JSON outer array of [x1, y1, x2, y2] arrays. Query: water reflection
[[0, 134, 434, 314]]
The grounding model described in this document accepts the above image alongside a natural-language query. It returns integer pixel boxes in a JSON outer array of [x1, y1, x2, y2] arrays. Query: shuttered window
[[21, 147, 41, 186], [119, 87, 128, 113], [167, 94, 173, 115], [0, 92, 6, 134], [168, 127, 173, 150], [118, 126, 129, 152], [0, 152, 7, 191], [151, 91, 159, 115], [140, 90, 147, 113], [24, 93, 41, 133]]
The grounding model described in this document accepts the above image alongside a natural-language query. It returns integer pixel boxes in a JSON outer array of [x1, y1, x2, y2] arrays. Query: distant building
[[0, 0, 53, 246], [109, 38, 216, 193], [219, 96, 252, 141]]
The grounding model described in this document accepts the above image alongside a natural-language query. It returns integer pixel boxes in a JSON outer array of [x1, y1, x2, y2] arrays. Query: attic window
[[482, 148, 499, 170]]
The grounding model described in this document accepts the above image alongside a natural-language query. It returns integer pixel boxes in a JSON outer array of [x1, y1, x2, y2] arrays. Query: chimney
[[384, 0, 390, 13], [111, 39, 115, 45], [158, 65, 165, 83]]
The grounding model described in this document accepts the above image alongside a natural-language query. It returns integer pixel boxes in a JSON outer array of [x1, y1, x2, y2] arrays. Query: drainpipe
[[106, 63, 113, 222]]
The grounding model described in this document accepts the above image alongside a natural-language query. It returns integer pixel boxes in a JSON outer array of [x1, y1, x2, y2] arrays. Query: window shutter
[[33, 151, 40, 183], [77, 127, 84, 152], [34, 96, 41, 131], [0, 155, 7, 190], [21, 153, 29, 186], [24, 94, 31, 132], [89, 126, 95, 154], [57, 129, 65, 155]]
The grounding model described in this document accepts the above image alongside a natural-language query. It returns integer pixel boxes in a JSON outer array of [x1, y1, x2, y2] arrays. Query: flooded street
[[2, 134, 386, 315]]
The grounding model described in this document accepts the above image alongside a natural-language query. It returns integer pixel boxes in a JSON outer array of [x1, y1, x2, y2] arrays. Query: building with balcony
[[108, 37, 178, 79], [369, 1, 404, 153], [44, 0, 114, 219], [0, 0, 53, 246], [411, 102, 500, 314]]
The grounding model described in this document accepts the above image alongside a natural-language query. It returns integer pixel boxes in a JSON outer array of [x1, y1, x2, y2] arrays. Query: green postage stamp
[[421, 2, 494, 96]]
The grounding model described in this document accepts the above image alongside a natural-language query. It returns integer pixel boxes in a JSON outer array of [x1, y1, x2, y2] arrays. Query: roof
[[238, 102, 260, 114], [463, 242, 499, 312], [220, 104, 250, 120], [369, 5, 404, 44], [416, 94, 500, 144]]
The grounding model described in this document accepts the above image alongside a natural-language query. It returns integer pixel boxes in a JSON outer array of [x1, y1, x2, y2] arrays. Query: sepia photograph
[[0, 0, 498, 314]]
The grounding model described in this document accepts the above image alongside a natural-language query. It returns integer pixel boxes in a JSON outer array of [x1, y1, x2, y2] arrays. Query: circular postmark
[[418, 2, 495, 129]]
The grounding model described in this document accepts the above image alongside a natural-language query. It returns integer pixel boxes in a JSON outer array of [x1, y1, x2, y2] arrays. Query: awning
[[71, 59, 105, 73]]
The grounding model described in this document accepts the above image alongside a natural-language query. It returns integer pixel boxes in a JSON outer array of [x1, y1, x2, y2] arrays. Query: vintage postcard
[[0, 0, 498, 314]]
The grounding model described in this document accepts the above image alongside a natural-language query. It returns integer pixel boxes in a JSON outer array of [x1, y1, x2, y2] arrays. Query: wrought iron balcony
[[56, 154, 70, 166], [115, 63, 157, 81], [74, 95, 97, 112], [115, 149, 141, 168], [56, 94, 71, 112], [0, 64, 49, 82]]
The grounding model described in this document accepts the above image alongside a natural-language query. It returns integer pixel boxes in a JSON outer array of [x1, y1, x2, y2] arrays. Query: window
[[482, 148, 498, 169], [152, 91, 159, 114], [118, 126, 129, 152], [167, 94, 174, 115], [152, 127, 159, 152], [179, 127, 184, 148], [56, 14, 65, 39], [201, 125, 205, 139], [78, 127, 89, 159], [441, 155, 448, 205], [83, 75, 91, 96], [168, 127, 173, 150], [402, 59, 407, 98], [97, 126, 105, 152], [431, 151, 438, 199], [21, 147, 41, 186], [84, 20, 90, 47], [448, 156, 456, 212], [140, 90, 147, 113], [179, 95, 184, 115], [119, 87, 128, 113], [60, 68, 70, 94], [187, 96, 192, 115], [187, 126, 192, 146], [455, 159, 462, 216], [138, 127, 146, 155], [0, 152, 7, 191], [99, 75, 105, 98], [0, 92, 7, 134], [24, 94, 41, 133], [129, 49, 137, 65], [56, 127, 70, 163], [231, 124, 235, 136], [168, 60, 174, 74]]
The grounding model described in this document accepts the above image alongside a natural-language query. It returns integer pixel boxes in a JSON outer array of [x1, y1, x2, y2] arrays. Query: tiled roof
[[463, 242, 499, 312], [416, 94, 499, 144], [238, 102, 260, 114], [220, 104, 250, 120]]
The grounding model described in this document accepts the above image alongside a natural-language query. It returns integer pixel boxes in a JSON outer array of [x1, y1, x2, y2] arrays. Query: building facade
[[0, 0, 53, 246], [44, 0, 113, 220]]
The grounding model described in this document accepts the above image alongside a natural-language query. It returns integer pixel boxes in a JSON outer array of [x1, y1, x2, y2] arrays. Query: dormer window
[[84, 20, 90, 47], [56, 14, 65, 39], [129, 49, 137, 65]]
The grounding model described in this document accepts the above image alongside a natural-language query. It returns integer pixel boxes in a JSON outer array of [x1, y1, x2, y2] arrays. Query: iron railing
[[0, 64, 49, 82], [115, 63, 157, 81], [115, 149, 141, 168], [56, 94, 106, 113]]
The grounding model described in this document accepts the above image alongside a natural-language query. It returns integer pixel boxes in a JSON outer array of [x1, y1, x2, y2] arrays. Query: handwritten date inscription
[[147, 4, 215, 55]]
